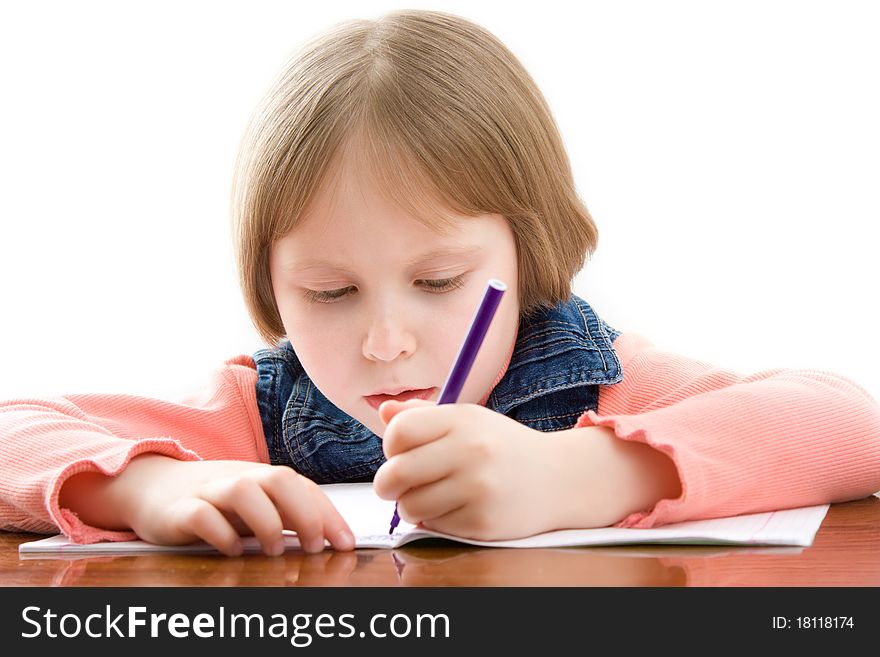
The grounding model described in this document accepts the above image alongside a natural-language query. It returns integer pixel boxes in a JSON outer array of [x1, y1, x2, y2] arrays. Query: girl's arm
[[0, 355, 266, 543], [573, 332, 880, 528], [56, 452, 355, 556]]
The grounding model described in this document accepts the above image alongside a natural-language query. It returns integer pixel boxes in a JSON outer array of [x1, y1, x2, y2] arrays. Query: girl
[[2, 10, 879, 558]]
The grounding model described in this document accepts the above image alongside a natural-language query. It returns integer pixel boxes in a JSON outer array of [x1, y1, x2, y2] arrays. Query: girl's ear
[[378, 399, 434, 425]]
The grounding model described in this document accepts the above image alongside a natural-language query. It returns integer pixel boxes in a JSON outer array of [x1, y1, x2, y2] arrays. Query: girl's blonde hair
[[232, 9, 598, 346]]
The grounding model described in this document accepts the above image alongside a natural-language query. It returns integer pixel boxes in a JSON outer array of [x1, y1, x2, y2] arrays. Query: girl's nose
[[362, 314, 417, 362]]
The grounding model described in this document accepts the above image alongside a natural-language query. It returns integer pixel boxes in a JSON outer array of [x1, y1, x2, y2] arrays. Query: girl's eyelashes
[[302, 274, 468, 304]]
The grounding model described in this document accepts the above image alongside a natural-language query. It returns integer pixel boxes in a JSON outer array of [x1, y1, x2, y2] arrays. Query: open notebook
[[18, 483, 829, 556]]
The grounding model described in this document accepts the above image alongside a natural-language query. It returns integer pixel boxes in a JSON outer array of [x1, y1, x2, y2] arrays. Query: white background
[[1, 0, 878, 402]]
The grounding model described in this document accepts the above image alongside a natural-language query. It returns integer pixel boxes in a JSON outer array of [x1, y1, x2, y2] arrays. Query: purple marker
[[389, 278, 507, 534]]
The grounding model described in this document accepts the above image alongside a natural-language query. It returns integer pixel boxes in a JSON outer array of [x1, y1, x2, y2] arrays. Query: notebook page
[[321, 483, 419, 548]]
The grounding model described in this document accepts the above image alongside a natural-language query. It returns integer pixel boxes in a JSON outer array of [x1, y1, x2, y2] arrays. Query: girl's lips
[[364, 387, 436, 410]]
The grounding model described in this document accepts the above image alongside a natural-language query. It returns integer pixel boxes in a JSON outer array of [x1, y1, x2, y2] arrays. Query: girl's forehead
[[274, 190, 504, 262], [301, 131, 463, 231], [297, 171, 460, 239], [290, 200, 463, 248]]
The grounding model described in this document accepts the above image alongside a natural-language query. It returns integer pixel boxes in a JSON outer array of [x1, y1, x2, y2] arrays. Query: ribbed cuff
[[49, 439, 202, 544]]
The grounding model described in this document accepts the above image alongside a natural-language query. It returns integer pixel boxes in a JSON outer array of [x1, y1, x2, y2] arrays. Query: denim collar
[[483, 294, 623, 415]]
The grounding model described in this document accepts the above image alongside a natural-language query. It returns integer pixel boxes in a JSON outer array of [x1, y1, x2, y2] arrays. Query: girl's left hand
[[372, 398, 561, 541]]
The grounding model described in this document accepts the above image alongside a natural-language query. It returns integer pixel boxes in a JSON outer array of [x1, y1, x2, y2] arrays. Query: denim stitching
[[290, 378, 312, 466], [575, 300, 608, 371], [502, 380, 595, 407], [515, 333, 595, 361], [330, 455, 385, 479], [519, 411, 582, 422], [255, 353, 283, 464], [520, 320, 585, 338], [598, 317, 623, 375], [517, 323, 586, 345], [269, 361, 279, 463]]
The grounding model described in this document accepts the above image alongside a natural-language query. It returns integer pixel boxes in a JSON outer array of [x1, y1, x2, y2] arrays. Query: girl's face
[[268, 163, 520, 438]]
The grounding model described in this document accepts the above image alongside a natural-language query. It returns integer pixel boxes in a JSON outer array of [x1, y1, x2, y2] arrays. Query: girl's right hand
[[62, 454, 355, 557]]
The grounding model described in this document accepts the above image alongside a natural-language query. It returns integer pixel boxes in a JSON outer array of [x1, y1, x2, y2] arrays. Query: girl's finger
[[259, 472, 329, 553], [307, 483, 356, 551], [381, 402, 464, 458], [201, 477, 286, 556], [374, 438, 457, 501], [174, 498, 244, 557], [397, 475, 469, 526], [418, 502, 491, 540]]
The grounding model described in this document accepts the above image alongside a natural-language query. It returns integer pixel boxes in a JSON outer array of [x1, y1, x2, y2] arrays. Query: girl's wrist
[[544, 425, 681, 530], [112, 453, 180, 531]]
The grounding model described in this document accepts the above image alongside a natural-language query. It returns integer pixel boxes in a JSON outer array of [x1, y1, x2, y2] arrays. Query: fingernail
[[269, 538, 285, 556], [230, 540, 244, 557], [334, 531, 355, 551]]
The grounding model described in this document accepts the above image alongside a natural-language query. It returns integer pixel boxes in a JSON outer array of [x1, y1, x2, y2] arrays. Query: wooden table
[[2, 496, 879, 586]]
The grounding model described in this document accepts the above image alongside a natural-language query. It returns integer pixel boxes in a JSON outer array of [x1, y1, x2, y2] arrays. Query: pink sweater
[[2, 332, 879, 544]]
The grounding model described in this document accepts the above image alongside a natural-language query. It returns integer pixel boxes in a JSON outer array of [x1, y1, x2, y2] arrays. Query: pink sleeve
[[0, 355, 267, 543], [575, 333, 880, 528]]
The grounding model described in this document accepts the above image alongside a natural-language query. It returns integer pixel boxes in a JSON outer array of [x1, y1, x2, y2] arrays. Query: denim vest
[[252, 294, 623, 484]]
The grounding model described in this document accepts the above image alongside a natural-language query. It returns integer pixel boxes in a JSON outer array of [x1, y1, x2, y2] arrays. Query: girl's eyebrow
[[283, 244, 483, 273]]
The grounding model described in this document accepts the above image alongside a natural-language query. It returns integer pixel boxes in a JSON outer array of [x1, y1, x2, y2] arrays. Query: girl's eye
[[420, 275, 467, 293], [303, 274, 467, 304]]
